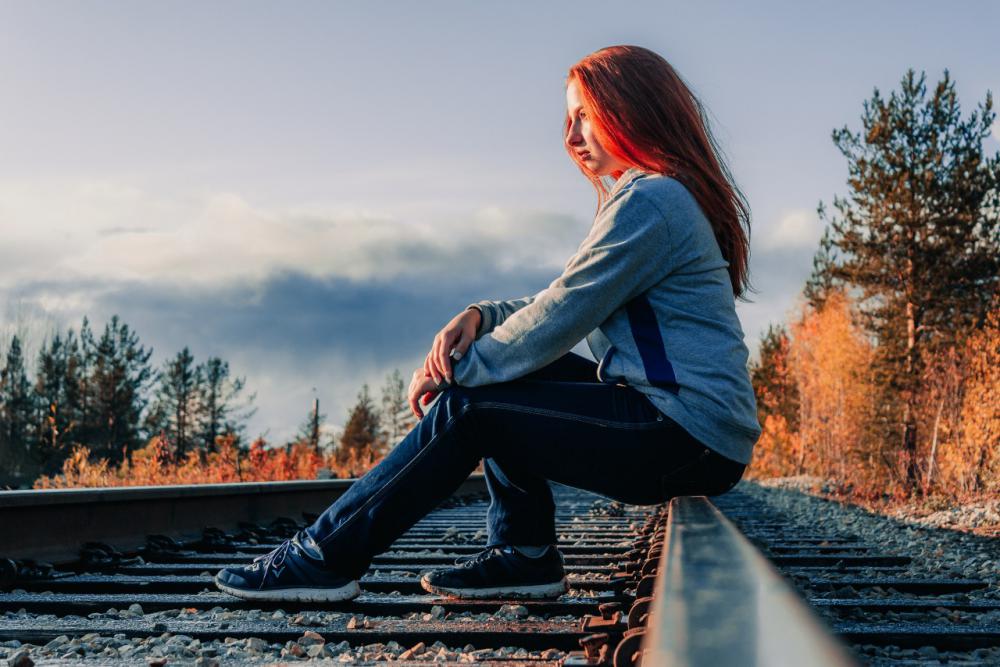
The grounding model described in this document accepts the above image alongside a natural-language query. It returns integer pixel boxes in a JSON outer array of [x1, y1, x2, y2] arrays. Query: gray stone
[[298, 630, 325, 646], [246, 637, 268, 652], [282, 641, 306, 658], [917, 645, 940, 660]]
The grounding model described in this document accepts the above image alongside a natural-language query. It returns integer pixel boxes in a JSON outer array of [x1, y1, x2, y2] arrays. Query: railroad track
[[0, 478, 997, 665], [711, 491, 1000, 665]]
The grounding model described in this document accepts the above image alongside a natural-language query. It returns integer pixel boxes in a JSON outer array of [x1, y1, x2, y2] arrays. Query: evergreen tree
[[0, 336, 35, 479], [60, 328, 85, 447], [379, 368, 415, 452], [749, 324, 800, 433], [815, 69, 1000, 486], [33, 332, 77, 474], [68, 317, 97, 448], [338, 384, 381, 458], [147, 347, 203, 460], [297, 396, 326, 453], [803, 226, 842, 311], [87, 315, 155, 463], [196, 356, 256, 451]]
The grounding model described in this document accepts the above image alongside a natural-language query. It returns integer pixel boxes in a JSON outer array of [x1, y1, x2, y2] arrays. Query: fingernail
[[446, 374, 453, 383], [453, 351, 463, 361]]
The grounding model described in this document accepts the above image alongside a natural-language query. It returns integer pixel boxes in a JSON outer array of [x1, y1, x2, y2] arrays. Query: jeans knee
[[438, 385, 470, 409], [433, 385, 479, 426]]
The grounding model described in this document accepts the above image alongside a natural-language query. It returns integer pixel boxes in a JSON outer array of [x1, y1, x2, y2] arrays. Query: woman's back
[[586, 168, 761, 465]]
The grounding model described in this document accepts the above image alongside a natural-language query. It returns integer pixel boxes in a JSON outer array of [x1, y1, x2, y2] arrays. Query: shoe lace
[[459, 546, 502, 569], [248, 538, 293, 579]]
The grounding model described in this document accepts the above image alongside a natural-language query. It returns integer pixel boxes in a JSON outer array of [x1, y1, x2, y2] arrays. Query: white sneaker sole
[[214, 576, 360, 602], [419, 575, 568, 599]]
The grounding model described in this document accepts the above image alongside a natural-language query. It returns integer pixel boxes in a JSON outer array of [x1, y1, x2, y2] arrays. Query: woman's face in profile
[[565, 78, 630, 178]]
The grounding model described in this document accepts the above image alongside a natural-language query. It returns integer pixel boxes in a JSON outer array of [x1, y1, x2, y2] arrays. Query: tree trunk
[[923, 396, 944, 495], [902, 288, 919, 489]]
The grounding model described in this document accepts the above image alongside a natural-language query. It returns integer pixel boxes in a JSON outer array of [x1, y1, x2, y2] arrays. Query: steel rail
[[637, 495, 858, 667], [0, 474, 487, 563]]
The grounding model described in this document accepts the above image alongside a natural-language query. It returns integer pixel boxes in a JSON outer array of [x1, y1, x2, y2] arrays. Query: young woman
[[214, 44, 761, 602]]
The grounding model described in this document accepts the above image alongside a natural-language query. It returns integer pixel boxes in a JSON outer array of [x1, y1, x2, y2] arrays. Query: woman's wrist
[[466, 305, 483, 333]]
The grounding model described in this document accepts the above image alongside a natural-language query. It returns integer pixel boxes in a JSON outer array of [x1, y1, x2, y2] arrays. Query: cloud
[[0, 180, 587, 291], [755, 208, 822, 251], [97, 225, 157, 237], [993, 119, 1000, 143], [2, 267, 561, 445], [0, 176, 587, 444]]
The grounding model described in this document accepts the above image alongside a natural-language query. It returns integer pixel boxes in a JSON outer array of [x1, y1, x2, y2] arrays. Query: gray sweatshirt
[[446, 167, 761, 465]]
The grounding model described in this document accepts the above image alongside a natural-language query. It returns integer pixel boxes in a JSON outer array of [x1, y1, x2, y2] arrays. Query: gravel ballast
[[738, 479, 1000, 666]]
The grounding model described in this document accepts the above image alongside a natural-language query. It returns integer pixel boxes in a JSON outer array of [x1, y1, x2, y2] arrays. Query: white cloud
[[757, 209, 821, 251], [0, 180, 586, 291]]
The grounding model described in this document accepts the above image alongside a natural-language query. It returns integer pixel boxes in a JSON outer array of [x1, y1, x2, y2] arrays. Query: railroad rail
[[0, 478, 997, 665]]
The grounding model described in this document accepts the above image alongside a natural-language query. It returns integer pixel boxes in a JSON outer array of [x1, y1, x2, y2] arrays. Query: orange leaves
[[788, 290, 876, 484], [749, 290, 878, 491], [749, 289, 1000, 502], [31, 432, 387, 488], [942, 298, 1000, 496]]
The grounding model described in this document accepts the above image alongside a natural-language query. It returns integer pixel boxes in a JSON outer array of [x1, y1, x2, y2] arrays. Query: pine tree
[[750, 324, 800, 434], [72, 317, 97, 448], [379, 368, 415, 452], [196, 357, 256, 451], [295, 396, 327, 453], [147, 347, 203, 460], [803, 226, 842, 311], [0, 336, 35, 479], [338, 384, 381, 459], [33, 332, 77, 474], [816, 69, 1000, 487], [88, 315, 155, 463]]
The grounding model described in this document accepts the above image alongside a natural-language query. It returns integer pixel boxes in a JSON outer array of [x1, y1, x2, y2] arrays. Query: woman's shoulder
[[628, 172, 694, 203], [615, 172, 704, 224]]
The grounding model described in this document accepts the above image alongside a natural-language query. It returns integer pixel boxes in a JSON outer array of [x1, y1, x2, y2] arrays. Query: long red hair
[[565, 45, 753, 300]]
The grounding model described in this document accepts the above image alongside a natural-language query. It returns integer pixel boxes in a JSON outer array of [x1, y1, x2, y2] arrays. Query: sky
[[1, 1, 998, 445]]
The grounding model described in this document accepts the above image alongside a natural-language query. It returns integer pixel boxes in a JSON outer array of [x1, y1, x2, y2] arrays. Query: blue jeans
[[303, 352, 746, 579]]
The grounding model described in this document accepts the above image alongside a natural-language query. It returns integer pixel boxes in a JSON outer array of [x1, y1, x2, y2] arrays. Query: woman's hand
[[408, 368, 442, 420], [423, 307, 481, 386]]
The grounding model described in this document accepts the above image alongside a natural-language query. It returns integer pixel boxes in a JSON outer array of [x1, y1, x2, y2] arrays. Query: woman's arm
[[444, 187, 674, 388], [466, 292, 543, 339], [423, 294, 540, 386]]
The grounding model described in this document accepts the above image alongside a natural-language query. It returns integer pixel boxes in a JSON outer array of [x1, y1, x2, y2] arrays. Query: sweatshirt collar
[[607, 166, 648, 199]]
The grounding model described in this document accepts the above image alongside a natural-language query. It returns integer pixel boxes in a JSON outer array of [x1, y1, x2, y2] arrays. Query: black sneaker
[[214, 530, 360, 602], [420, 545, 568, 599]]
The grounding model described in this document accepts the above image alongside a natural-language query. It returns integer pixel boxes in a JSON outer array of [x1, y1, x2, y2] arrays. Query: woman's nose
[[566, 123, 584, 147]]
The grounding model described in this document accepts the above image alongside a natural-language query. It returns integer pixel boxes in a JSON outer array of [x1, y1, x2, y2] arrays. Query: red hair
[[565, 45, 753, 300]]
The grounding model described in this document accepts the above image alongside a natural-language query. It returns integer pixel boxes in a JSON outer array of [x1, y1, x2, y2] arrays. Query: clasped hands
[[407, 307, 482, 420]]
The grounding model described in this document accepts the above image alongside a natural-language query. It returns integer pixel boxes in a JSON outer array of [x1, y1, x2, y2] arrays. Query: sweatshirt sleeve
[[448, 188, 673, 387], [465, 292, 543, 340]]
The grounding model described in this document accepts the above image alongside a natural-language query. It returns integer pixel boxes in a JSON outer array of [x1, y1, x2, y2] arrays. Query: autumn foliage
[[32, 433, 384, 489], [748, 289, 999, 502], [749, 68, 999, 507]]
